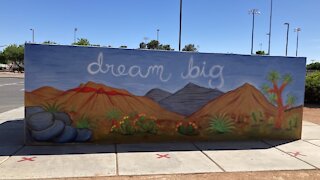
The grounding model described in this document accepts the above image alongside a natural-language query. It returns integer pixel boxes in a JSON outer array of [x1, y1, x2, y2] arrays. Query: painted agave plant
[[207, 114, 235, 134]]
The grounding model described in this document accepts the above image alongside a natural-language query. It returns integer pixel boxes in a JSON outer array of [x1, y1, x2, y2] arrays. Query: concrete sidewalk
[[0, 72, 24, 79], [0, 107, 319, 179]]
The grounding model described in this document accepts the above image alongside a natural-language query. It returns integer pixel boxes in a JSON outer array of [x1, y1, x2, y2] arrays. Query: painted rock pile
[[26, 107, 92, 143]]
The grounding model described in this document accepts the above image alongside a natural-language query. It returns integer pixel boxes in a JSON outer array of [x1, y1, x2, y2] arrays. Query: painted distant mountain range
[[26, 81, 278, 120], [145, 83, 224, 116], [145, 88, 172, 102]]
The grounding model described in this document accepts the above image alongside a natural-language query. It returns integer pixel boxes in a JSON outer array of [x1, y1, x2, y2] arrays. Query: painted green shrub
[[176, 121, 198, 136], [208, 114, 235, 134], [106, 108, 122, 121], [118, 118, 135, 135], [110, 113, 159, 135], [251, 111, 264, 125], [288, 115, 299, 130], [76, 115, 90, 129], [135, 115, 158, 134]]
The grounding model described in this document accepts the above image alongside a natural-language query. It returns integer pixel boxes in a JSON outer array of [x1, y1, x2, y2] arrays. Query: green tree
[[182, 44, 197, 52], [141, 40, 173, 51], [2, 44, 24, 71], [159, 44, 174, 51], [147, 40, 160, 49], [305, 72, 320, 104], [43, 41, 57, 45], [72, 38, 91, 46], [139, 42, 147, 49], [307, 62, 320, 70], [0, 52, 6, 64], [262, 71, 295, 129], [119, 45, 127, 48], [256, 50, 266, 55]]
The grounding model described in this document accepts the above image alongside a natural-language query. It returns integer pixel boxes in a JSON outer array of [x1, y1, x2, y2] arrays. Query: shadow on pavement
[[0, 119, 295, 156], [304, 104, 320, 108]]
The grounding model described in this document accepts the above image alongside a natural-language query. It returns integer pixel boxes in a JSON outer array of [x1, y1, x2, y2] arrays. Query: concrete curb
[[0, 107, 24, 123]]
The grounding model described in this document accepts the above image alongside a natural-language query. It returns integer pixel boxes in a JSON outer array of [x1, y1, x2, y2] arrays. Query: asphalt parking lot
[[0, 78, 24, 113]]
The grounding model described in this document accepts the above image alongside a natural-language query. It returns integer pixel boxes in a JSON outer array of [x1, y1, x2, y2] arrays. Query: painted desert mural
[[24, 44, 306, 144]]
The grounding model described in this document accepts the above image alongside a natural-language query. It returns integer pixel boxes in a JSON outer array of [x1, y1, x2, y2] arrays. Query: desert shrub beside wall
[[305, 72, 320, 104]]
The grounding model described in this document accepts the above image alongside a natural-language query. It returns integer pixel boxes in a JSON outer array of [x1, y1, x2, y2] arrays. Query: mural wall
[[25, 44, 306, 144]]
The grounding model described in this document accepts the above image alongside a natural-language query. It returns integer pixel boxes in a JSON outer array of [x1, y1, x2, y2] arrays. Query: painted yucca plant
[[208, 114, 235, 134], [42, 101, 63, 113]]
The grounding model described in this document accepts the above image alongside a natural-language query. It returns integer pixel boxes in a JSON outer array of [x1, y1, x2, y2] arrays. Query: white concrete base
[[306, 140, 320, 147], [0, 153, 116, 179], [196, 141, 314, 172], [267, 140, 320, 168], [302, 125, 320, 140], [118, 151, 222, 175]]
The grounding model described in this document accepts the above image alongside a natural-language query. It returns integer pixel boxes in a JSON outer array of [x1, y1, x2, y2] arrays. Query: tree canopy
[[139, 42, 147, 49], [2, 44, 24, 63], [1, 44, 24, 71], [182, 44, 197, 52], [0, 51, 6, 64], [256, 50, 266, 55], [72, 38, 91, 46], [43, 41, 57, 45], [139, 40, 173, 51], [307, 62, 320, 70]]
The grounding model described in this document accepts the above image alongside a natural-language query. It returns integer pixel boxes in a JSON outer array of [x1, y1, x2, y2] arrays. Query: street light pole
[[179, 0, 182, 51], [267, 0, 273, 55], [249, 9, 260, 55], [157, 29, 160, 42], [74, 28, 78, 43], [294, 28, 301, 57], [30, 29, 34, 43], [284, 23, 289, 56]]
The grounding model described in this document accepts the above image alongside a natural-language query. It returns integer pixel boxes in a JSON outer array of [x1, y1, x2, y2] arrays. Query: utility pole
[[267, 0, 273, 55], [157, 29, 160, 42], [284, 23, 289, 56], [294, 28, 301, 57], [179, 0, 182, 51], [249, 9, 260, 55], [74, 28, 78, 44], [30, 28, 34, 43]]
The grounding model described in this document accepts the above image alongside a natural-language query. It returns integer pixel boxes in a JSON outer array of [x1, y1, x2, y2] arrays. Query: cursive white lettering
[[181, 56, 224, 88]]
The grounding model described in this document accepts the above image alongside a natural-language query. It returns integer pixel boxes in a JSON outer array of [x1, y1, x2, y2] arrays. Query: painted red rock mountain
[[25, 81, 184, 121], [189, 83, 277, 122]]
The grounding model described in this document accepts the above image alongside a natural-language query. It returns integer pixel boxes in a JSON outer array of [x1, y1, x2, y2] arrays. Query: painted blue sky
[[25, 44, 306, 105], [0, 0, 319, 64]]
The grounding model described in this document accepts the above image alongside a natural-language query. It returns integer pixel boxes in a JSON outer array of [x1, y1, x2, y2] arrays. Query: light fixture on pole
[[74, 28, 78, 43], [179, 0, 182, 51], [30, 28, 34, 43], [267, 0, 273, 55], [284, 23, 290, 56], [248, 9, 260, 55], [157, 29, 160, 42], [294, 27, 301, 57]]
